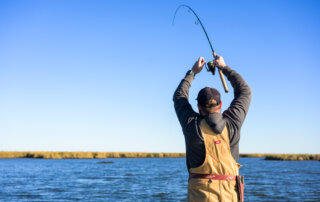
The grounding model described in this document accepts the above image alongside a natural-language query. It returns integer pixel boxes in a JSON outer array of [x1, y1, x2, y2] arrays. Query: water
[[0, 158, 319, 201]]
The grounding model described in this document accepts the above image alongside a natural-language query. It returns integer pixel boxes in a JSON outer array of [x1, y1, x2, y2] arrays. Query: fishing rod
[[173, 5, 229, 93]]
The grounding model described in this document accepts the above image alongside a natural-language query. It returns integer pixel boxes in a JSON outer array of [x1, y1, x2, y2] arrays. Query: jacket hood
[[205, 113, 226, 134]]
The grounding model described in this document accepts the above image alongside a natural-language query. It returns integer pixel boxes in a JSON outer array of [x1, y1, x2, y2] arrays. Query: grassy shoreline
[[240, 153, 320, 161], [0, 152, 319, 161], [0, 152, 185, 159]]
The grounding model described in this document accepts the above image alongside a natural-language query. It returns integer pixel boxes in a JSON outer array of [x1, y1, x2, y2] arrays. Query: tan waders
[[188, 119, 243, 202]]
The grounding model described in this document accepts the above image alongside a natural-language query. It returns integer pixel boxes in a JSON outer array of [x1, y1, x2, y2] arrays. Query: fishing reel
[[205, 61, 216, 75]]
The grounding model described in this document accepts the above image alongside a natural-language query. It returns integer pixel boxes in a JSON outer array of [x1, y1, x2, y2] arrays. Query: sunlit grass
[[0, 152, 318, 160], [0, 152, 186, 159], [240, 153, 320, 161], [264, 154, 320, 161], [239, 153, 266, 158]]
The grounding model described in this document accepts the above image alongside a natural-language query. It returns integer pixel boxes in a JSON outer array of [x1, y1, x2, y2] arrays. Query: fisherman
[[173, 55, 251, 202]]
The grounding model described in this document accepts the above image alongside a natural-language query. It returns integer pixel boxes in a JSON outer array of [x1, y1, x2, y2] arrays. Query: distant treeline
[[0, 152, 319, 161]]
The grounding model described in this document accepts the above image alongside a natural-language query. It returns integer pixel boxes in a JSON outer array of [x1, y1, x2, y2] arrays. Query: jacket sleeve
[[222, 66, 252, 129], [173, 71, 198, 131]]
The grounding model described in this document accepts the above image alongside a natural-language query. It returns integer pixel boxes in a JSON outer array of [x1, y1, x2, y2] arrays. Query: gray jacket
[[173, 66, 251, 170]]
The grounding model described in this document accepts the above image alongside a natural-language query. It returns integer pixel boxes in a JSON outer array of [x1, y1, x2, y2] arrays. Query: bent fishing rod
[[173, 5, 229, 93]]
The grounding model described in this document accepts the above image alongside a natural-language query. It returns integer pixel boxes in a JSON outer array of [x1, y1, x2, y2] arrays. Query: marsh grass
[[0, 152, 318, 160], [239, 153, 266, 158], [0, 152, 186, 159], [264, 154, 320, 161], [240, 153, 320, 161]]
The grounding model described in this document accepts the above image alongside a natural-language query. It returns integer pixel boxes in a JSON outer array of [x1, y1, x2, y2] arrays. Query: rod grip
[[213, 52, 217, 58], [218, 69, 229, 93]]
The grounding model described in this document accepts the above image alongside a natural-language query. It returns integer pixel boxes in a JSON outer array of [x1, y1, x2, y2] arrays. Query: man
[[173, 55, 251, 202]]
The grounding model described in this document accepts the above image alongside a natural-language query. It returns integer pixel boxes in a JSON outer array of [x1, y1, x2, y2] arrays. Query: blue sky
[[0, 0, 319, 153]]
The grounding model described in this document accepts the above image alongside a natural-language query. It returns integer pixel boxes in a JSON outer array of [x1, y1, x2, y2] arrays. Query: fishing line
[[172, 4, 216, 57], [172, 4, 229, 93]]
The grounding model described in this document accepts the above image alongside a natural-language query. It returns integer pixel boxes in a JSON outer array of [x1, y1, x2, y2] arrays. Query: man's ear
[[219, 102, 222, 109]]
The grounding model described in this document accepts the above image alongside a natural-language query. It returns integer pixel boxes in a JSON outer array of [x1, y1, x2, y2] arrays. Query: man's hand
[[212, 54, 227, 69], [192, 57, 206, 74]]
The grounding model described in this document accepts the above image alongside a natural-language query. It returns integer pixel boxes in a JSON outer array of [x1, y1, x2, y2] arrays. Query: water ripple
[[0, 158, 319, 201]]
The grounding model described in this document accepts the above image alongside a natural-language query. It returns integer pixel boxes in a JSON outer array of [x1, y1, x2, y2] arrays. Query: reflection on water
[[0, 158, 319, 201]]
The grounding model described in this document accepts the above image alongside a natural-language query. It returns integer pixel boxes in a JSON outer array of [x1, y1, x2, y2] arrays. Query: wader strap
[[236, 175, 245, 202], [189, 173, 236, 181]]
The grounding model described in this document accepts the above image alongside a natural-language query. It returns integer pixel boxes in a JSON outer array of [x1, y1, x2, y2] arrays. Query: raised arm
[[212, 55, 252, 128], [173, 57, 206, 129]]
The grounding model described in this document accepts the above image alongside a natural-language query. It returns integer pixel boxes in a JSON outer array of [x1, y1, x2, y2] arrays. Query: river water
[[0, 158, 319, 201]]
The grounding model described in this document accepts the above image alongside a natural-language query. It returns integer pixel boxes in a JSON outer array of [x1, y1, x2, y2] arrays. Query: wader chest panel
[[188, 119, 241, 202]]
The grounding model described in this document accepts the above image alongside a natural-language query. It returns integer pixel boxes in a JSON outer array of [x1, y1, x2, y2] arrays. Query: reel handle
[[206, 60, 229, 93]]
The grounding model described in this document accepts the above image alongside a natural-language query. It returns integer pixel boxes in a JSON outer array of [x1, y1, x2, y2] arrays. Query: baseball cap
[[196, 87, 221, 108]]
